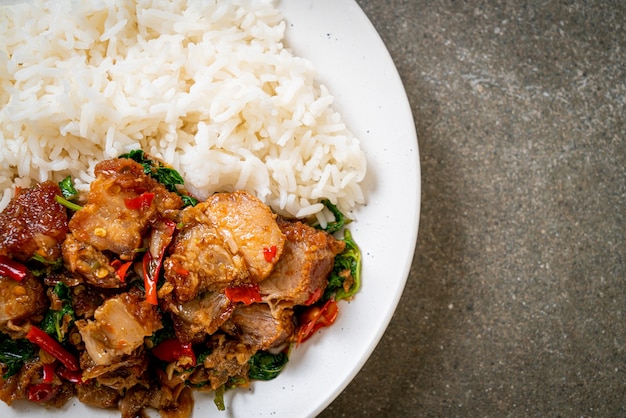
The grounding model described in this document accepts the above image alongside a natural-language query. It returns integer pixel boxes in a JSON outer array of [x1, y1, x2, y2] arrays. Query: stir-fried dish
[[0, 152, 360, 417]]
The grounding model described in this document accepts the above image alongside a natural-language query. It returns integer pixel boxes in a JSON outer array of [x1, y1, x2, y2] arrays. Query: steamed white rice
[[0, 0, 366, 223]]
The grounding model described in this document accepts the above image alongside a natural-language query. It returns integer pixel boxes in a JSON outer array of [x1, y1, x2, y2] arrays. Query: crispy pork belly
[[118, 381, 192, 418], [0, 181, 69, 262], [164, 190, 285, 301], [260, 219, 345, 307], [187, 334, 254, 392], [62, 234, 125, 289], [154, 385, 194, 418], [221, 303, 294, 350], [118, 385, 155, 418], [42, 270, 84, 288], [164, 221, 247, 302], [79, 348, 150, 388], [68, 159, 182, 260], [203, 191, 285, 281], [91, 355, 150, 391], [76, 379, 120, 409], [76, 292, 162, 366], [0, 273, 47, 332], [165, 291, 234, 344]]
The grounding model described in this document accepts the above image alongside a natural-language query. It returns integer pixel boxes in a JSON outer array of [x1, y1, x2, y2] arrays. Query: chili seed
[[12, 285, 26, 296], [94, 228, 107, 237]]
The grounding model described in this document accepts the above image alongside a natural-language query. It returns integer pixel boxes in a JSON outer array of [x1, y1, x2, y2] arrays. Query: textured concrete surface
[[320, 1, 626, 417]]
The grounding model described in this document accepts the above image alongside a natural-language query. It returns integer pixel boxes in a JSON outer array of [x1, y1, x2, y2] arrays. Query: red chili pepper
[[28, 382, 58, 403], [42, 362, 56, 383], [152, 338, 196, 366], [26, 325, 80, 372], [167, 258, 189, 276], [263, 245, 277, 263], [303, 288, 323, 306], [124, 192, 155, 211], [114, 260, 133, 282], [173, 263, 189, 276], [296, 299, 339, 344], [142, 252, 158, 306], [224, 283, 262, 305], [0, 255, 28, 281], [57, 366, 86, 384]]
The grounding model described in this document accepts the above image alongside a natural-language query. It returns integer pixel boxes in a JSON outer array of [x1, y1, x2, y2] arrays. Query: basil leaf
[[323, 229, 362, 302], [248, 350, 288, 381], [316, 199, 351, 234], [0, 333, 37, 379], [40, 282, 75, 343], [58, 175, 79, 199]]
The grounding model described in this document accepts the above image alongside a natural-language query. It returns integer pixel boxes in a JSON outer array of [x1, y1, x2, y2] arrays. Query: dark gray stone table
[[320, 1, 626, 416]]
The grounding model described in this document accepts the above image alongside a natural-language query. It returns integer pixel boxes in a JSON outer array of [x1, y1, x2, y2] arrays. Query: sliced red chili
[[28, 382, 58, 403], [142, 252, 158, 306], [42, 362, 56, 383], [168, 258, 189, 276], [263, 245, 277, 263], [303, 288, 323, 306], [173, 263, 189, 276], [152, 338, 196, 366], [0, 255, 28, 281], [296, 299, 339, 344], [26, 325, 80, 372], [114, 260, 133, 282], [124, 192, 155, 211], [57, 366, 86, 384], [224, 283, 262, 305], [318, 299, 339, 326]]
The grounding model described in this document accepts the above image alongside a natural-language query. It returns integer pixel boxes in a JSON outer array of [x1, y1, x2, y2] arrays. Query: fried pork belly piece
[[0, 181, 69, 262], [154, 386, 194, 418], [85, 353, 151, 391], [221, 303, 294, 350], [68, 158, 182, 260], [76, 292, 162, 366], [0, 273, 47, 334], [76, 379, 120, 409], [164, 190, 285, 301], [204, 191, 285, 281], [118, 380, 193, 418], [260, 219, 345, 307], [165, 291, 234, 344], [163, 220, 247, 302], [62, 234, 125, 289], [187, 334, 255, 392]]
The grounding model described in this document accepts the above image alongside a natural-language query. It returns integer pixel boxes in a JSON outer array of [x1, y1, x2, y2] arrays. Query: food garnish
[[40, 282, 75, 343], [0, 256, 28, 282], [0, 334, 37, 379], [25, 326, 79, 372]]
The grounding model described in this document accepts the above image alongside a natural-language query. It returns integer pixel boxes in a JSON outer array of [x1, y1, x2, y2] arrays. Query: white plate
[[1, 0, 420, 417]]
